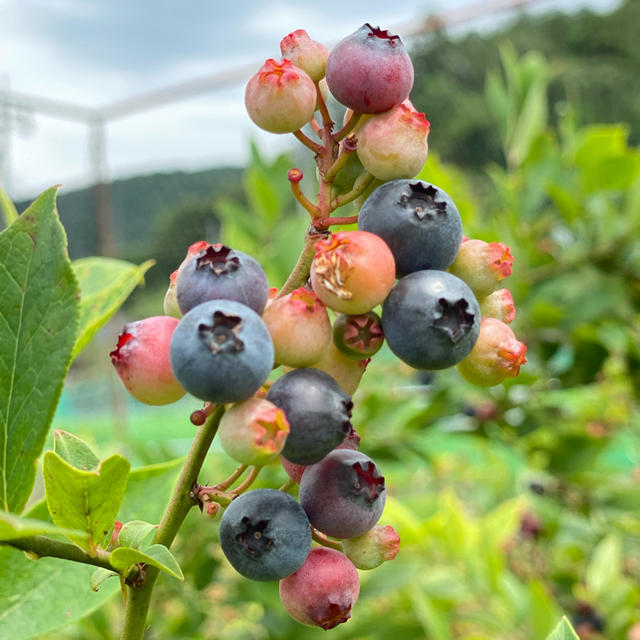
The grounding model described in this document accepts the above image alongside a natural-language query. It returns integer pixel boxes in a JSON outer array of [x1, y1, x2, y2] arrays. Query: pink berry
[[479, 288, 516, 324], [357, 103, 430, 180], [279, 548, 360, 630], [325, 23, 413, 114], [245, 58, 317, 134], [218, 398, 289, 466], [310, 230, 395, 314], [110, 316, 186, 405], [456, 318, 527, 386], [262, 287, 331, 367], [449, 239, 514, 299], [342, 524, 400, 570], [280, 29, 329, 82]]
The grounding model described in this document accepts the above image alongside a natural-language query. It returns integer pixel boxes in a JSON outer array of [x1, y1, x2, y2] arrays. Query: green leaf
[[90, 567, 119, 592], [0, 459, 179, 639], [117, 519, 156, 549], [71, 257, 154, 359], [0, 186, 18, 226], [43, 451, 130, 552], [545, 616, 580, 640], [0, 186, 80, 513], [110, 543, 184, 581], [53, 429, 99, 471], [0, 510, 87, 542], [585, 534, 622, 598]]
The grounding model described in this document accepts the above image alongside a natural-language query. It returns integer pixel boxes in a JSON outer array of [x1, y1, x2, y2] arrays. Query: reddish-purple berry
[[325, 23, 413, 114], [110, 316, 186, 405], [279, 548, 360, 630]]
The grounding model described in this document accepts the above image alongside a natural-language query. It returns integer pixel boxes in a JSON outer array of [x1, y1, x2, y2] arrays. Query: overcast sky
[[0, 0, 620, 199]]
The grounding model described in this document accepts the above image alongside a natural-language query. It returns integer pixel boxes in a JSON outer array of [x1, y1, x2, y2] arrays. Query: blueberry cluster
[[109, 22, 527, 632]]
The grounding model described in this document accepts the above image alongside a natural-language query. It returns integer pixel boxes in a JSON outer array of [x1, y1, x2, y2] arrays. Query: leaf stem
[[5, 535, 116, 571], [120, 405, 225, 640]]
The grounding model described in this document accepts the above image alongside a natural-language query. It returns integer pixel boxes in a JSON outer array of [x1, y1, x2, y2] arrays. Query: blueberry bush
[[2, 19, 634, 640]]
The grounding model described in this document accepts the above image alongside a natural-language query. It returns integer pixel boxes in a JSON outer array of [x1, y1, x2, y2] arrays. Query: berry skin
[[333, 311, 384, 359], [448, 239, 513, 299], [279, 548, 360, 630], [163, 270, 181, 318], [325, 23, 413, 114], [359, 179, 463, 276], [299, 449, 386, 539], [342, 524, 400, 570], [382, 270, 481, 370], [170, 299, 274, 403], [245, 58, 316, 134], [176, 243, 269, 316], [110, 316, 186, 405], [311, 343, 370, 395], [218, 398, 289, 466], [357, 103, 430, 180], [479, 288, 516, 324], [262, 287, 331, 367], [280, 29, 329, 82], [456, 317, 527, 386], [310, 230, 395, 315], [266, 368, 352, 465], [219, 489, 311, 581]]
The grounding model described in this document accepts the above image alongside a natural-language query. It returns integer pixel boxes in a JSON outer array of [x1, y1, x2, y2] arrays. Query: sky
[[0, 0, 620, 199]]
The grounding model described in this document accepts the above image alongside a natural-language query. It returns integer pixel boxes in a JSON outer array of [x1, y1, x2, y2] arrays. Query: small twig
[[334, 112, 362, 142], [315, 82, 333, 131], [310, 116, 323, 138], [230, 466, 262, 495], [215, 464, 249, 490], [332, 172, 375, 209], [314, 215, 359, 230], [288, 169, 320, 217], [292, 129, 323, 155], [311, 527, 342, 551], [277, 230, 325, 298], [278, 478, 296, 493], [324, 135, 357, 182]]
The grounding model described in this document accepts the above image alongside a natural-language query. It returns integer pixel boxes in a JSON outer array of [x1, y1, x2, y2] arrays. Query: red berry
[[310, 230, 395, 314], [245, 58, 316, 134], [456, 318, 527, 386], [326, 23, 413, 114], [110, 316, 186, 405], [279, 548, 360, 630]]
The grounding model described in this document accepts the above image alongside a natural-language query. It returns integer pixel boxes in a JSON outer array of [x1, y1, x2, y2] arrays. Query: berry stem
[[230, 465, 262, 495], [120, 405, 225, 640], [277, 229, 325, 298], [278, 478, 296, 493], [292, 129, 323, 155], [325, 138, 356, 182], [288, 169, 321, 217], [215, 463, 249, 490], [315, 81, 333, 132], [332, 172, 374, 209], [310, 116, 323, 138], [334, 111, 362, 142], [314, 214, 359, 229], [311, 527, 343, 551]]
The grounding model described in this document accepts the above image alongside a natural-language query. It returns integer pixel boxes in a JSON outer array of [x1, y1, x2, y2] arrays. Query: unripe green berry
[[342, 524, 400, 569], [280, 29, 329, 82]]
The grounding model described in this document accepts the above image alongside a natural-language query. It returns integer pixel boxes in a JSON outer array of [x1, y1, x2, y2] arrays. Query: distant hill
[[16, 166, 243, 260]]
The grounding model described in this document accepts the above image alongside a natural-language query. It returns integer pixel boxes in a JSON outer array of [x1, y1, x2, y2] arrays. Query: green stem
[[292, 129, 322, 155], [5, 535, 115, 571], [230, 466, 262, 495], [277, 231, 324, 298], [332, 172, 374, 209], [333, 112, 362, 142], [311, 527, 342, 551], [120, 405, 225, 640]]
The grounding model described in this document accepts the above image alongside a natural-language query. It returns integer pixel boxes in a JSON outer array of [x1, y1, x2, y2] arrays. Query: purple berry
[[219, 489, 311, 581], [325, 23, 413, 114], [299, 449, 386, 539], [359, 179, 463, 276], [170, 299, 273, 403], [176, 243, 269, 316]]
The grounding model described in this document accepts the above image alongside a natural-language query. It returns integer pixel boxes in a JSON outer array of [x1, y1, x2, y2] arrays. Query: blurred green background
[[31, 1, 640, 638]]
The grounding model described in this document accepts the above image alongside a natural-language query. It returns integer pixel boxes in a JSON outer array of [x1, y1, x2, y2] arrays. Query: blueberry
[[176, 243, 269, 315], [358, 179, 462, 276], [382, 270, 481, 370], [299, 449, 386, 539], [266, 368, 352, 465], [219, 489, 311, 581], [170, 299, 274, 403]]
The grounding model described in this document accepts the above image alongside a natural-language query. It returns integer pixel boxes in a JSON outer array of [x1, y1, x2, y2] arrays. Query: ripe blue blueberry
[[358, 179, 463, 276], [176, 243, 269, 315], [219, 488, 311, 581], [266, 368, 352, 465], [170, 299, 274, 403], [382, 269, 481, 370], [299, 449, 386, 539]]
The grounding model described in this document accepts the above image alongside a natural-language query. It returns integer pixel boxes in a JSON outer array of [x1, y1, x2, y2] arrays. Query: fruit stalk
[[120, 405, 225, 640]]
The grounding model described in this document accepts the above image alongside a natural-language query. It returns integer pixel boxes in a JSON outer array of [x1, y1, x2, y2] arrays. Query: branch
[[5, 535, 116, 571], [277, 230, 324, 298]]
